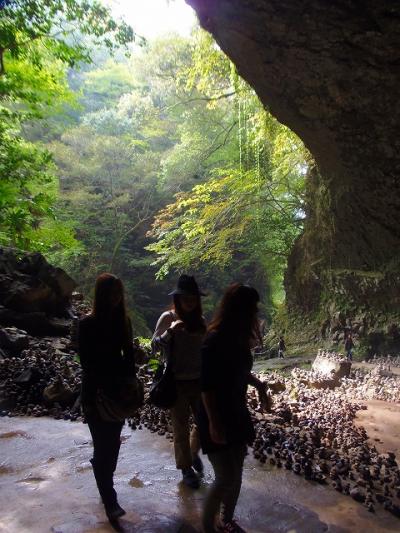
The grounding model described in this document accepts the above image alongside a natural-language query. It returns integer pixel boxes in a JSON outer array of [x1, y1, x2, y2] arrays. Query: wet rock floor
[[0, 415, 399, 533]]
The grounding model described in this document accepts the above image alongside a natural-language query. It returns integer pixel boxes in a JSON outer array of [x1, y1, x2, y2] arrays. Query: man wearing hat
[[152, 275, 207, 488]]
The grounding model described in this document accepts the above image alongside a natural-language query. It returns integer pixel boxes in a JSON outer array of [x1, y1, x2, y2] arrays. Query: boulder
[[14, 367, 43, 386], [0, 248, 76, 316], [0, 307, 71, 336], [312, 353, 351, 380], [0, 327, 29, 354], [43, 377, 76, 408]]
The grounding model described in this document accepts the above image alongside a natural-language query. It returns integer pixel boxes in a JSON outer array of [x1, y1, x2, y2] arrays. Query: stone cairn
[[250, 381, 400, 517], [366, 354, 400, 370], [340, 368, 400, 403]]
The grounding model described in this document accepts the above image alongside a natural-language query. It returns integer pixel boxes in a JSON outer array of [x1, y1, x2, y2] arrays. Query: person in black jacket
[[198, 284, 270, 533], [278, 335, 286, 359], [344, 333, 354, 361], [78, 273, 136, 522]]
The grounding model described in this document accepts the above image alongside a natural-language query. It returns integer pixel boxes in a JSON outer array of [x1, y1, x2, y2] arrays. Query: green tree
[[146, 30, 310, 309], [0, 0, 136, 76], [0, 0, 136, 254]]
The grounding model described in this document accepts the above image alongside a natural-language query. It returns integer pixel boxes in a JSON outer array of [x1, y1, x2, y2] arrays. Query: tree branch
[[0, 49, 4, 76], [162, 91, 236, 112], [199, 120, 238, 160], [109, 216, 150, 272]]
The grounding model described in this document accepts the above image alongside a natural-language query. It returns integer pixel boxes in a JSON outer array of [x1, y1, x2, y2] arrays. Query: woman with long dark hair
[[78, 273, 136, 522], [199, 284, 269, 533], [152, 274, 207, 489]]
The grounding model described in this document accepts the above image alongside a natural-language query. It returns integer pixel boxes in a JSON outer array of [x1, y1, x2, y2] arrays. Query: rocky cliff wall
[[187, 0, 400, 344]]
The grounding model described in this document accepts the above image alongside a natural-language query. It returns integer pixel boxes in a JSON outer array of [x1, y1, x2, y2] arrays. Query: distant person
[[78, 273, 136, 522], [345, 334, 354, 361], [152, 275, 207, 489], [198, 284, 270, 533], [278, 335, 286, 358]]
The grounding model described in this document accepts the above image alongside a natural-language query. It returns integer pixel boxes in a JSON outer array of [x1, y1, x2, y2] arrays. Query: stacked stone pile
[[249, 384, 400, 517], [367, 355, 400, 369], [128, 364, 174, 439], [0, 294, 91, 419], [287, 350, 400, 403], [316, 349, 348, 363], [0, 341, 83, 420], [127, 351, 399, 517], [284, 350, 352, 390], [128, 366, 400, 517], [291, 367, 337, 389], [0, 292, 154, 420], [340, 369, 400, 403]]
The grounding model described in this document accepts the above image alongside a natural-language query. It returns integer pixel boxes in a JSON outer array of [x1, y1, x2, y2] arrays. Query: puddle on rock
[[0, 430, 31, 439], [129, 476, 144, 488], [0, 462, 15, 475], [50, 516, 98, 533], [17, 475, 46, 484]]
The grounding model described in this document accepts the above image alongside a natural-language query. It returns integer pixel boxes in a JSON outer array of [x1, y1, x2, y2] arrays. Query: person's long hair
[[92, 273, 129, 342], [173, 294, 206, 334], [208, 283, 260, 346]]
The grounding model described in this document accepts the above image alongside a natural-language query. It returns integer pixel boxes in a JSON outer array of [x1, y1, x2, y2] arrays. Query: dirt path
[[253, 355, 312, 374], [355, 399, 400, 455]]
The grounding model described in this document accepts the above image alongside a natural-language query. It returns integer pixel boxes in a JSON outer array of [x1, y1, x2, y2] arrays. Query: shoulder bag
[[95, 374, 144, 423], [149, 333, 177, 409]]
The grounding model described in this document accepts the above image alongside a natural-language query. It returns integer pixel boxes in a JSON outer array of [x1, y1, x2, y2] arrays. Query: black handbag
[[149, 330, 177, 408], [95, 375, 144, 422]]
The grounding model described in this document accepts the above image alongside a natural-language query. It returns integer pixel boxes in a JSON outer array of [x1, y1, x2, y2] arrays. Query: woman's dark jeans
[[202, 443, 247, 532], [87, 417, 124, 508]]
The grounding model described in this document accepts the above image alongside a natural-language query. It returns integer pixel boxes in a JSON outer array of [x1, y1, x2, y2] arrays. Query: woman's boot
[[90, 458, 125, 520]]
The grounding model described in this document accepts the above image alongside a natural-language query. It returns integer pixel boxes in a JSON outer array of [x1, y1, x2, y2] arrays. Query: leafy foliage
[[1, 10, 310, 330], [0, 0, 135, 257], [147, 31, 311, 307], [0, 0, 136, 75]]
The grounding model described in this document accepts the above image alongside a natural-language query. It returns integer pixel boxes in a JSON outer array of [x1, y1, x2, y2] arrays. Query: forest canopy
[[0, 1, 311, 334]]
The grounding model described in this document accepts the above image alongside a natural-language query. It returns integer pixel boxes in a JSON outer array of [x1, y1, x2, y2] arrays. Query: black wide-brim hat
[[169, 274, 206, 296]]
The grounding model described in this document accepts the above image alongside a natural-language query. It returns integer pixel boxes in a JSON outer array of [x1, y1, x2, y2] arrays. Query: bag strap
[[165, 329, 174, 367], [165, 313, 176, 371], [156, 310, 177, 370]]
